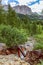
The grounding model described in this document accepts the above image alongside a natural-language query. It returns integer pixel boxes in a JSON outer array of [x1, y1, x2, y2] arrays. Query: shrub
[[37, 60, 43, 65], [0, 24, 28, 47], [34, 42, 43, 50]]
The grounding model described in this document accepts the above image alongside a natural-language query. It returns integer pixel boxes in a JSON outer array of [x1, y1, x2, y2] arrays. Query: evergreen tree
[[21, 15, 30, 30], [0, 6, 6, 24], [7, 4, 16, 26], [7, 4, 22, 28], [31, 22, 37, 35]]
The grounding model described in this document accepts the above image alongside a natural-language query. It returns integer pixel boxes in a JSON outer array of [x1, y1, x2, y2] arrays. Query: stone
[[0, 54, 30, 65]]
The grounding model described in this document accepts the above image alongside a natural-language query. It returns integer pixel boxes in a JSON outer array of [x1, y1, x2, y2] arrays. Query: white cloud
[[29, 1, 43, 12], [17, 0, 43, 12], [2, 0, 43, 12], [10, 2, 16, 7], [2, 0, 8, 5], [18, 0, 36, 5]]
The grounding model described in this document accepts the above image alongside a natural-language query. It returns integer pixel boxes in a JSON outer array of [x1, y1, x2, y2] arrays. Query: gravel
[[0, 54, 30, 65]]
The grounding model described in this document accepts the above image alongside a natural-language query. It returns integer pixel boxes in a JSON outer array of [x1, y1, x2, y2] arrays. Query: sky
[[2, 0, 43, 13]]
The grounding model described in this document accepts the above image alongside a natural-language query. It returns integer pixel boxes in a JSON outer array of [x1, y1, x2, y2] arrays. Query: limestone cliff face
[[13, 5, 32, 15]]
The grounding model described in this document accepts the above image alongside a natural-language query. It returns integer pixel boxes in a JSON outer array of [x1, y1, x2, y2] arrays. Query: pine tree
[[31, 22, 37, 35], [7, 4, 17, 26], [0, 5, 6, 24]]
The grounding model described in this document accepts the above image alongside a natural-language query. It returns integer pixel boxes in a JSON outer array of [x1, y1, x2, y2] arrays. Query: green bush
[[34, 33, 43, 50], [37, 60, 43, 65], [34, 42, 43, 50], [0, 24, 28, 47], [37, 25, 42, 34]]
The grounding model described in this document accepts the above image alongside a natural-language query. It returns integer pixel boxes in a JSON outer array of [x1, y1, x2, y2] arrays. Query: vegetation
[[0, 5, 28, 47], [34, 32, 43, 50], [0, 24, 28, 47], [37, 60, 43, 65], [0, 3, 43, 65], [0, 4, 43, 49]]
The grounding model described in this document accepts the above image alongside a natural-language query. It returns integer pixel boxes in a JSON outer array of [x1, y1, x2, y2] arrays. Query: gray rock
[[0, 54, 30, 65], [0, 43, 6, 50], [13, 5, 32, 15]]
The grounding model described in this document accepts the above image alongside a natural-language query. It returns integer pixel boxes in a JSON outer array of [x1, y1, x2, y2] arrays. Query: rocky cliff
[[13, 5, 32, 15]]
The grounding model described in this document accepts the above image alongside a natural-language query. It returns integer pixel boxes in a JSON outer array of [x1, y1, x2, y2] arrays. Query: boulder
[[0, 43, 6, 51]]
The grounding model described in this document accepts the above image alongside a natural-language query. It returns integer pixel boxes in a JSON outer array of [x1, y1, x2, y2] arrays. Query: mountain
[[18, 13, 43, 20], [4, 5, 32, 15], [3, 5, 8, 11], [3, 5, 43, 20], [13, 5, 32, 15]]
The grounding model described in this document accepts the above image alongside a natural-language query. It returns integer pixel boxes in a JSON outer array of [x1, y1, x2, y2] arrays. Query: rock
[[6, 50, 11, 55], [25, 50, 43, 65], [0, 43, 6, 51], [4, 5, 32, 15], [24, 37, 36, 51], [13, 5, 32, 15], [0, 54, 30, 65]]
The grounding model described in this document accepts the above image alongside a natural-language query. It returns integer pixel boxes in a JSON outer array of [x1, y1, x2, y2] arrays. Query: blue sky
[[2, 0, 43, 13]]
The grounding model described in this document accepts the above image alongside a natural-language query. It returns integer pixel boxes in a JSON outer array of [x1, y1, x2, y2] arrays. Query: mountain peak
[[13, 5, 32, 15], [3, 5, 32, 15]]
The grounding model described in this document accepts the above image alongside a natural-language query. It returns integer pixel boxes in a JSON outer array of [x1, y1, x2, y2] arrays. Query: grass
[[37, 60, 43, 65], [33, 30, 43, 50]]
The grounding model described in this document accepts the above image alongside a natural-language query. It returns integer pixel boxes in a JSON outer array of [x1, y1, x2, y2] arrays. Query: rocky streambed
[[0, 54, 30, 65]]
